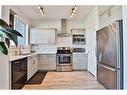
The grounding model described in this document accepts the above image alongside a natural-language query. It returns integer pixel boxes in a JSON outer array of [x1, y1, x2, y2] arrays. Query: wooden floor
[[23, 71, 105, 90]]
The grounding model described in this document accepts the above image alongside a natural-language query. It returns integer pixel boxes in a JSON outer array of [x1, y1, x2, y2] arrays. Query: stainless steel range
[[56, 47, 72, 72]]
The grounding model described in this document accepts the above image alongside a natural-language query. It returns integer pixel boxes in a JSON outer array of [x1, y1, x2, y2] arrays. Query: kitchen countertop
[[38, 52, 56, 54], [9, 52, 38, 61], [73, 52, 88, 54]]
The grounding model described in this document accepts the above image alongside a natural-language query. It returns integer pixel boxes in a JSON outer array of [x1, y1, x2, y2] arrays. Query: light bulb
[[74, 6, 77, 10], [38, 5, 41, 9], [72, 9, 76, 13]]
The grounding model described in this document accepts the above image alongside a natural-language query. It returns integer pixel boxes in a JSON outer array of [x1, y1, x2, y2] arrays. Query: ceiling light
[[71, 12, 74, 16], [70, 5, 78, 18], [37, 5, 45, 17], [74, 6, 77, 10], [72, 9, 76, 13], [38, 5, 41, 9]]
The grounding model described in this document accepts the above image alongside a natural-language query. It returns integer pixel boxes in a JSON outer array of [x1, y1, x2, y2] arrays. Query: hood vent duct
[[57, 19, 70, 37]]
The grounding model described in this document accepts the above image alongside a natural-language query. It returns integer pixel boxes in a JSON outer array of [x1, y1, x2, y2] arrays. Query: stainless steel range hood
[[57, 19, 70, 37]]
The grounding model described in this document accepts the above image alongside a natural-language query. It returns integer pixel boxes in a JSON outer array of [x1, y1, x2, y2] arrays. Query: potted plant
[[0, 19, 23, 55]]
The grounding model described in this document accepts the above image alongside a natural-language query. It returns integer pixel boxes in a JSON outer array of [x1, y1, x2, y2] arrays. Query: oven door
[[57, 54, 72, 65]]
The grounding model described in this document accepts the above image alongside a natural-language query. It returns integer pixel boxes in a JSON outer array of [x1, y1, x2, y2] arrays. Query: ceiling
[[11, 5, 94, 21]]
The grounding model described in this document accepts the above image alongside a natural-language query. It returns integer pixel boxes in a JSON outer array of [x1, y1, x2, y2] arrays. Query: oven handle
[[57, 54, 72, 56]]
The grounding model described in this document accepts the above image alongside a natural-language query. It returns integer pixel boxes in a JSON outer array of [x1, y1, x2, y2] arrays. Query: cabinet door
[[38, 55, 49, 70], [30, 30, 36, 44], [48, 54, 56, 70], [27, 57, 34, 81], [73, 54, 88, 70], [41, 31, 48, 44], [30, 29, 56, 45], [38, 54, 56, 70], [48, 30, 56, 45], [34, 55, 38, 73]]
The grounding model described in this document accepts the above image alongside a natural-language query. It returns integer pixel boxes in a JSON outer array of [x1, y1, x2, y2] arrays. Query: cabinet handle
[[98, 63, 116, 72]]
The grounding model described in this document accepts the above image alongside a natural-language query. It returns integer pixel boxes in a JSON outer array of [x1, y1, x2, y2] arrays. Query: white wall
[[31, 20, 61, 32], [84, 6, 99, 77], [122, 5, 127, 89], [0, 6, 10, 89], [99, 6, 122, 28]]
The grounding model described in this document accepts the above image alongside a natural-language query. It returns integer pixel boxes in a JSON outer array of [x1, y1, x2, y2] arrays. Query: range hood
[[57, 19, 70, 37]]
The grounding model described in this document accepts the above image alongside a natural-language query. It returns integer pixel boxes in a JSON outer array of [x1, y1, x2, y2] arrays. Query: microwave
[[73, 35, 86, 44]]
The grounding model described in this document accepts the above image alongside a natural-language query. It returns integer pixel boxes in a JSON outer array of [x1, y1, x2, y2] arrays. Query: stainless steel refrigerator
[[96, 20, 123, 89]]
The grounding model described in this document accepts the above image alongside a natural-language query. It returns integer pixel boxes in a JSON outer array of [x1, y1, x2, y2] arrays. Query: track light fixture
[[70, 5, 78, 18], [37, 5, 45, 17]]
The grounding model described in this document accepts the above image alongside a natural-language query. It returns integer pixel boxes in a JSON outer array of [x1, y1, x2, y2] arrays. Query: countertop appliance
[[73, 48, 85, 53], [96, 20, 123, 89], [56, 47, 72, 71]]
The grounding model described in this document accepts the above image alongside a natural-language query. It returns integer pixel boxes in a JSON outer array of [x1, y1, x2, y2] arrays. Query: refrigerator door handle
[[98, 63, 116, 72]]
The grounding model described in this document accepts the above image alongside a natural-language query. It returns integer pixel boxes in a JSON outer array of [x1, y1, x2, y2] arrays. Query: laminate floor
[[23, 71, 105, 90]]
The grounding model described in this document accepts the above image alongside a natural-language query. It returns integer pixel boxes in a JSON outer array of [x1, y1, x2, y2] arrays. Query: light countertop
[[38, 52, 56, 54], [9, 52, 38, 61]]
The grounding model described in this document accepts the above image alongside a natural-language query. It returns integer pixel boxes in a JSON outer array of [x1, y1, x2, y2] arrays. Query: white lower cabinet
[[38, 54, 56, 70], [73, 53, 88, 70], [27, 55, 38, 81]]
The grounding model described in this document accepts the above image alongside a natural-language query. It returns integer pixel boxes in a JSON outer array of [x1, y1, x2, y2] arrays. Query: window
[[15, 16, 26, 46], [9, 10, 28, 46]]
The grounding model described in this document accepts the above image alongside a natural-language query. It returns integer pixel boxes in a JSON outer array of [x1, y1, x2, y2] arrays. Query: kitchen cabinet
[[71, 29, 86, 35], [27, 55, 38, 81], [73, 53, 88, 70], [30, 28, 56, 45], [38, 54, 56, 70]]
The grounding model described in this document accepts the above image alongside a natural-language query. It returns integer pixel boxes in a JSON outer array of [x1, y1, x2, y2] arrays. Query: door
[[87, 25, 97, 76], [48, 54, 56, 70], [96, 24, 117, 67], [11, 58, 27, 89], [57, 54, 71, 65]]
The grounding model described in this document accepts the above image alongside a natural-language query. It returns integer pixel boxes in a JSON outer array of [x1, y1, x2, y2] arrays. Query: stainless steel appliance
[[73, 35, 86, 44], [73, 48, 85, 53], [96, 20, 123, 89], [11, 58, 27, 89], [57, 19, 70, 37], [56, 47, 72, 71]]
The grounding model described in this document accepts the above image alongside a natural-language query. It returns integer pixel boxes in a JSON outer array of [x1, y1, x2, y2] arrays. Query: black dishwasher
[[11, 58, 27, 89]]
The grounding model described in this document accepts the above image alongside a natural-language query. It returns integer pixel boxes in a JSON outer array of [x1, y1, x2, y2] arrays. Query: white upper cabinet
[[30, 28, 56, 45]]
